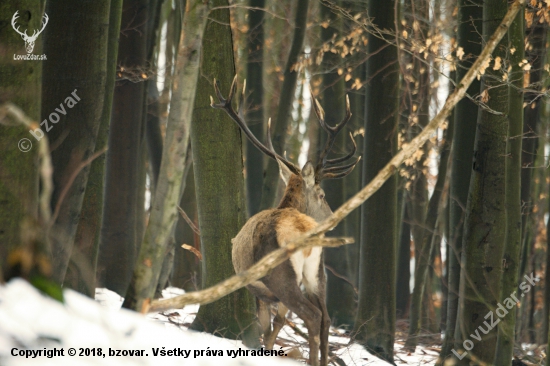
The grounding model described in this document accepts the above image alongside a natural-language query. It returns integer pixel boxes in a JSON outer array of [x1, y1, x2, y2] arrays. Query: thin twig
[[147, 0, 524, 314], [49, 147, 108, 226], [177, 206, 200, 236]]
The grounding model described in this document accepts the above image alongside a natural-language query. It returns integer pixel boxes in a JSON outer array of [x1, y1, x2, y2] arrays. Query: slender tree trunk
[[98, 0, 148, 296], [172, 163, 200, 291], [0, 1, 43, 281], [259, 0, 309, 210], [187, 0, 258, 347], [396, 201, 411, 319], [405, 111, 454, 350], [65, 0, 123, 297], [122, 0, 209, 311], [42, 0, 110, 284], [245, 0, 266, 217], [454, 1, 509, 363], [494, 5, 524, 363], [354, 1, 398, 362], [438, 1, 482, 362], [319, 0, 356, 328]]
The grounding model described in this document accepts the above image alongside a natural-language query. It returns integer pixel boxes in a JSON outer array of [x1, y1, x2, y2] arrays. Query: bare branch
[[147, 236, 353, 312], [177, 206, 200, 236], [146, 0, 524, 314]]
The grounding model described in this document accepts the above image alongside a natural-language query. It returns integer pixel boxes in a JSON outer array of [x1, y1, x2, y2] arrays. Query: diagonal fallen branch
[[146, 0, 524, 314], [147, 236, 353, 312]]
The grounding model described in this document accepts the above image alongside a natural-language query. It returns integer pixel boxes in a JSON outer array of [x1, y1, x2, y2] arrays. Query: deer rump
[[232, 208, 322, 303]]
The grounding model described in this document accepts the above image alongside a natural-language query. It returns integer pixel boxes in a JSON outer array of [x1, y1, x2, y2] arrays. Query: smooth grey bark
[[122, 0, 209, 311], [438, 1, 482, 362], [42, 0, 110, 284], [245, 0, 266, 216], [354, 0, 399, 362], [65, 0, 123, 297], [99, 0, 148, 296], [259, 0, 309, 211], [454, 1, 509, 363], [319, 0, 356, 328], [494, 5, 524, 362]]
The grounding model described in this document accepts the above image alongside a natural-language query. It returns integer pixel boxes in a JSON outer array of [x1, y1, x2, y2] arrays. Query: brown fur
[[277, 174, 306, 211]]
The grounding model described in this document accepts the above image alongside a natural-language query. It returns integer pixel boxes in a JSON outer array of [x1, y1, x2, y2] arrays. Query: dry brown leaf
[[182, 244, 203, 260]]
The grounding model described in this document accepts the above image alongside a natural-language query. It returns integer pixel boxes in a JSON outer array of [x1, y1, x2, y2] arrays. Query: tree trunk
[[494, 5, 524, 363], [172, 163, 200, 291], [122, 0, 209, 311], [396, 198, 411, 319], [0, 1, 43, 281], [187, 0, 258, 347], [454, 1, 509, 363], [405, 107, 454, 350], [259, 0, 309, 211], [245, 0, 266, 217], [42, 0, 110, 284], [354, 0, 398, 362], [98, 0, 148, 296], [319, 0, 356, 328], [65, 0, 123, 297], [438, 1, 482, 362]]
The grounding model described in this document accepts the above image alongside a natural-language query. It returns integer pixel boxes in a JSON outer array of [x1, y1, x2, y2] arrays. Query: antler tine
[[319, 159, 360, 180], [314, 93, 353, 170], [321, 156, 361, 174], [325, 132, 357, 165], [11, 11, 27, 37], [210, 75, 300, 175]]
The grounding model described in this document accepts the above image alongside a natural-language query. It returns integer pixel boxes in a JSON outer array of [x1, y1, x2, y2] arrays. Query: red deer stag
[[210, 76, 359, 366]]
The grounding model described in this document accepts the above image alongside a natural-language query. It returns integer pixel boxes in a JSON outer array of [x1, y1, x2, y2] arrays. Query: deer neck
[[277, 175, 307, 213]]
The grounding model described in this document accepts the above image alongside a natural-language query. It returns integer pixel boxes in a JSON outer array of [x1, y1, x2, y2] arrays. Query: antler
[[28, 13, 48, 41], [310, 88, 361, 181], [11, 11, 27, 38], [210, 75, 301, 175]]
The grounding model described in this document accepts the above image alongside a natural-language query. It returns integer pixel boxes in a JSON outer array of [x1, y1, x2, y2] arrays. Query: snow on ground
[[0, 279, 438, 365]]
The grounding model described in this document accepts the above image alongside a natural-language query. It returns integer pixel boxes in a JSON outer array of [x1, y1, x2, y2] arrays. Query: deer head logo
[[11, 11, 49, 54]]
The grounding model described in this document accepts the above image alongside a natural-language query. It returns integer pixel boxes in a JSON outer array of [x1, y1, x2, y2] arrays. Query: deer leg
[[307, 292, 330, 366], [257, 299, 272, 346], [303, 253, 330, 366], [265, 303, 288, 349], [262, 262, 322, 366]]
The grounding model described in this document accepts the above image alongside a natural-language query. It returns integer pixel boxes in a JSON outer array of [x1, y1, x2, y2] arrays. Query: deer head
[[11, 11, 49, 54], [210, 75, 360, 222]]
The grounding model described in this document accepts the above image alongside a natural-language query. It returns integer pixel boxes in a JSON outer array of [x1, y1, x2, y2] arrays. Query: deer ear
[[301, 161, 315, 187], [277, 158, 293, 186]]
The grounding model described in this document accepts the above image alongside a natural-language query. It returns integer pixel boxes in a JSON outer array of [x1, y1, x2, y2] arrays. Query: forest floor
[[0, 279, 445, 365]]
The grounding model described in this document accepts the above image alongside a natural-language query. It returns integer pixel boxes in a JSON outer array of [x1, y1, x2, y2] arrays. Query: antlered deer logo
[[11, 11, 49, 54]]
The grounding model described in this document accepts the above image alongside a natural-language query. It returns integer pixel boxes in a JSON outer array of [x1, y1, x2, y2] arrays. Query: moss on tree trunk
[[454, 1, 509, 363], [187, 0, 258, 347]]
